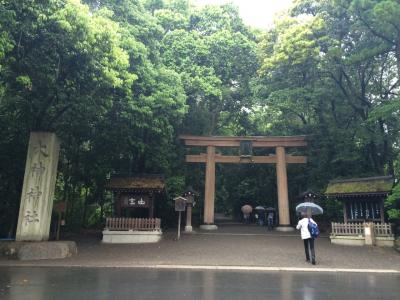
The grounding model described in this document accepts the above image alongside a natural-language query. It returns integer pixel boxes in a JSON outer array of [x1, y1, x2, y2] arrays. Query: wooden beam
[[253, 140, 307, 147], [180, 135, 308, 148], [186, 153, 207, 163], [286, 155, 307, 164], [182, 140, 307, 147], [185, 154, 307, 164], [214, 155, 276, 164]]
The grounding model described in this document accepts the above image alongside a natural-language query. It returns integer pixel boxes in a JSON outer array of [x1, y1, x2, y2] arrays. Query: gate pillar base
[[184, 225, 193, 232], [275, 226, 295, 232], [200, 224, 218, 230]]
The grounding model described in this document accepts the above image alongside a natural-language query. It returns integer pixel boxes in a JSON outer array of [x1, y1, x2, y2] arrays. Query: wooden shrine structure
[[102, 175, 165, 243], [325, 176, 393, 223], [180, 135, 308, 231], [105, 174, 166, 218]]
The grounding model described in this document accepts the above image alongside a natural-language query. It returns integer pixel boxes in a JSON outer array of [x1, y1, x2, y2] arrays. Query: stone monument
[[15, 132, 60, 241]]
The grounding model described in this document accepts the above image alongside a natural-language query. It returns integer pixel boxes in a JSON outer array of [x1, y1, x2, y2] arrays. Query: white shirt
[[296, 217, 316, 239]]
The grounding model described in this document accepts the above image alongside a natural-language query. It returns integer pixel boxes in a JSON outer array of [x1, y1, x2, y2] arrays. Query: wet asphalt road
[[0, 267, 399, 300]]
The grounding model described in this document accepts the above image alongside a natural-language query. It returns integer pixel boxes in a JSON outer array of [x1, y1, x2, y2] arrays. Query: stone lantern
[[183, 186, 197, 232], [303, 190, 319, 202]]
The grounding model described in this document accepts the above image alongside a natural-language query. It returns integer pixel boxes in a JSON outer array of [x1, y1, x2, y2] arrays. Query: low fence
[[374, 223, 393, 237], [331, 222, 393, 237], [105, 218, 161, 231], [331, 222, 364, 236]]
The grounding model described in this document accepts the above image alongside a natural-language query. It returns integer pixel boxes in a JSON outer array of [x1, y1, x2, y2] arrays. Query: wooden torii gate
[[179, 135, 308, 231]]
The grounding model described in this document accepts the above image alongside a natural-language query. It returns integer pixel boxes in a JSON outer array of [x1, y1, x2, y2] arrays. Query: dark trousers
[[267, 218, 273, 229], [303, 238, 315, 262]]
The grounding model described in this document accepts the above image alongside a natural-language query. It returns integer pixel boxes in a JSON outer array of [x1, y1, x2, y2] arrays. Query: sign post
[[173, 196, 187, 240]]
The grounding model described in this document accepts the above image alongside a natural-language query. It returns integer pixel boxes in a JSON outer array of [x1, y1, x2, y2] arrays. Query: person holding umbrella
[[295, 202, 323, 265], [241, 205, 252, 224]]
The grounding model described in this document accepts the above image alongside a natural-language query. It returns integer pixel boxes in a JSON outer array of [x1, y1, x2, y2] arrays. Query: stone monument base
[[102, 230, 162, 243], [0, 241, 77, 260]]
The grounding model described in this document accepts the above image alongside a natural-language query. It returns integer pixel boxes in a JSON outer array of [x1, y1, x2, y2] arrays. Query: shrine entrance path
[[0, 224, 399, 272]]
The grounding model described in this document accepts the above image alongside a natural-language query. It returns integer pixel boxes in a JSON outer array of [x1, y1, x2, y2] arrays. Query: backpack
[[308, 219, 320, 238]]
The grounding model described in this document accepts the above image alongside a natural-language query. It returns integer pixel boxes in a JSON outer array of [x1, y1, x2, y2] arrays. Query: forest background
[[1, 0, 399, 236]]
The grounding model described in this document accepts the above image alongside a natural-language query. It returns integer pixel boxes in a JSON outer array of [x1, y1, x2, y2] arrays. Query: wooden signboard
[[174, 196, 187, 212], [121, 194, 150, 208]]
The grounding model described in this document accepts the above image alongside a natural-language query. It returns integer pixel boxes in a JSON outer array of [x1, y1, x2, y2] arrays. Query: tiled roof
[[106, 175, 165, 191], [325, 176, 393, 196]]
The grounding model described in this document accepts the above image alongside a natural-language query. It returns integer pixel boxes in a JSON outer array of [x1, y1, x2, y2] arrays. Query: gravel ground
[[1, 224, 399, 271]]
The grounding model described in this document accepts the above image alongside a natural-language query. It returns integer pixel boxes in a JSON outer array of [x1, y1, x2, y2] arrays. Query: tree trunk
[[81, 187, 89, 228], [378, 119, 394, 175], [367, 142, 382, 174]]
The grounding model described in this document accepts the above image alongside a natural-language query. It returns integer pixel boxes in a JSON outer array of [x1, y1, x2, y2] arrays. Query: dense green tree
[[156, 3, 258, 135]]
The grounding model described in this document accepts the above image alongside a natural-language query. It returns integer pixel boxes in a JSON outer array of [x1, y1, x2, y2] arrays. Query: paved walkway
[[1, 223, 399, 272]]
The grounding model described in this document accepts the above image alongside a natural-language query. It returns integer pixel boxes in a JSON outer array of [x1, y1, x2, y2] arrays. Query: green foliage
[[386, 184, 400, 220], [385, 154, 400, 221]]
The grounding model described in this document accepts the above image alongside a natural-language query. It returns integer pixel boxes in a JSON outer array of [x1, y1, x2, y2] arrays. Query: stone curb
[[1, 264, 398, 274], [195, 232, 330, 238]]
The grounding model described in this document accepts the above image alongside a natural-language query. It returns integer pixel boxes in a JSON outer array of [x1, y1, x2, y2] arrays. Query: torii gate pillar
[[275, 146, 292, 231], [203, 146, 216, 228]]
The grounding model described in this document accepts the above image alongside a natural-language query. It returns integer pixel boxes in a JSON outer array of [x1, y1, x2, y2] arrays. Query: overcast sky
[[193, 0, 294, 29]]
